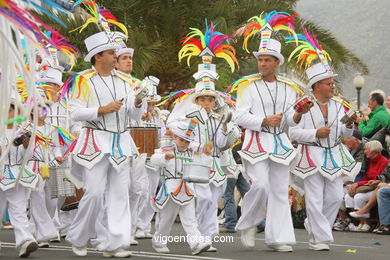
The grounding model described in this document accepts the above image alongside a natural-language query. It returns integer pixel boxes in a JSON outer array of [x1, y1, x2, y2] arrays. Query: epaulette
[[331, 96, 353, 110], [115, 70, 133, 83], [226, 73, 262, 94], [276, 75, 304, 96]]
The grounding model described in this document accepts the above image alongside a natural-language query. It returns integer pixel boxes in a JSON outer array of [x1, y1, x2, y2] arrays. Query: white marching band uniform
[[65, 67, 144, 252], [151, 145, 204, 251], [289, 62, 360, 246], [234, 76, 299, 246], [0, 129, 37, 248]]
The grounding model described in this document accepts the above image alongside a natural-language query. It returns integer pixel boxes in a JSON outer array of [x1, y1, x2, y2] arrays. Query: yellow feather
[[216, 52, 235, 72]]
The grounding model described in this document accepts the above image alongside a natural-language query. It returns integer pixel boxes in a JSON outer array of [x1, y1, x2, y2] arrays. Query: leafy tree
[[39, 0, 368, 95]]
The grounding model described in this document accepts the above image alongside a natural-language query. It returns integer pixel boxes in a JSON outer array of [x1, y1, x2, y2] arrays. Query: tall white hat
[[253, 38, 284, 65], [191, 77, 218, 103], [84, 31, 122, 62], [38, 66, 64, 86], [306, 61, 337, 89], [170, 119, 195, 142], [193, 63, 219, 81], [113, 31, 134, 57]]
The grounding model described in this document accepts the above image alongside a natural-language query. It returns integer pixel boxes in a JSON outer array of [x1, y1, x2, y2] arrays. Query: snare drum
[[61, 188, 85, 211], [48, 167, 75, 199], [182, 163, 210, 183], [130, 127, 159, 157], [221, 123, 241, 151]]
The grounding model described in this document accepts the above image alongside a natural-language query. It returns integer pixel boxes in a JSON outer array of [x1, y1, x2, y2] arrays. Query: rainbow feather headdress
[[71, 0, 128, 40], [285, 27, 332, 72], [178, 20, 239, 73], [240, 10, 298, 54], [285, 27, 336, 89]]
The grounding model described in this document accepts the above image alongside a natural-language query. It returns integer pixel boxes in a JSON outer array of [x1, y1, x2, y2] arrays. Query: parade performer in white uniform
[[287, 29, 360, 251], [0, 101, 39, 257], [26, 92, 60, 247], [151, 120, 212, 255], [114, 38, 147, 245], [134, 78, 165, 240], [230, 11, 308, 252], [64, 31, 145, 258]]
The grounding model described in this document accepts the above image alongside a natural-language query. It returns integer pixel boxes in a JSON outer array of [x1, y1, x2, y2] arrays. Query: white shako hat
[[170, 119, 195, 142], [113, 31, 134, 57], [306, 61, 337, 89], [84, 31, 122, 62], [253, 38, 284, 65], [191, 77, 218, 103], [38, 66, 64, 86]]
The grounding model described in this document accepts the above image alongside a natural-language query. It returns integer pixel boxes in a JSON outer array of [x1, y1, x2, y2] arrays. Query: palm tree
[[38, 0, 368, 95]]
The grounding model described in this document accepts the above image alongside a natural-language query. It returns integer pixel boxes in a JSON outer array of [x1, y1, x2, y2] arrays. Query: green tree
[[39, 0, 368, 95]]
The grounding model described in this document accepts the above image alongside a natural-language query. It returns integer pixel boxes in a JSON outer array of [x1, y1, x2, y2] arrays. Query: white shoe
[[240, 227, 256, 248], [152, 243, 170, 253], [192, 242, 211, 255], [19, 240, 38, 257], [350, 223, 363, 232], [130, 239, 138, 246], [309, 243, 330, 251], [206, 245, 217, 252], [72, 245, 88, 256], [349, 211, 370, 219], [358, 223, 371, 232], [135, 229, 145, 239], [38, 241, 50, 248], [103, 249, 132, 258], [268, 244, 293, 252], [144, 231, 153, 239], [50, 234, 61, 243]]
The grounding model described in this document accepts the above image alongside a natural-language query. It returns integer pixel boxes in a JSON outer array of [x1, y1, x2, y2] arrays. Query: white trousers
[[236, 159, 296, 245], [129, 161, 146, 237], [152, 199, 201, 249], [136, 166, 160, 233], [66, 155, 131, 251], [30, 180, 59, 242], [345, 191, 373, 210], [193, 183, 222, 238], [304, 174, 344, 243], [0, 187, 36, 247]]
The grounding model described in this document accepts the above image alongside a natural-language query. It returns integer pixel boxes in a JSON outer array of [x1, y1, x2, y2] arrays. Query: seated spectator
[[333, 130, 366, 231], [356, 93, 390, 139], [345, 140, 389, 231], [386, 95, 390, 112]]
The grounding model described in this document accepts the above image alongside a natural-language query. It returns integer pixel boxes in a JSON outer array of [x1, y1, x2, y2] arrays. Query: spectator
[[333, 130, 366, 231], [386, 95, 390, 112], [345, 140, 389, 231], [376, 184, 390, 234], [357, 93, 390, 138]]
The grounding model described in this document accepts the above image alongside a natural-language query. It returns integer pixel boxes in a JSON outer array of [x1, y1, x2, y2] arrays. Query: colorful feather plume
[[240, 10, 298, 52], [58, 69, 94, 101], [35, 132, 54, 150], [285, 27, 331, 71], [0, 0, 70, 49], [43, 30, 79, 70], [178, 20, 239, 72], [52, 125, 75, 146], [71, 0, 128, 36]]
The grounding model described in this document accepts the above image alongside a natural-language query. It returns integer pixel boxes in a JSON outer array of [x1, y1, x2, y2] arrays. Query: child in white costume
[[0, 102, 38, 257], [151, 120, 211, 255], [26, 103, 60, 246]]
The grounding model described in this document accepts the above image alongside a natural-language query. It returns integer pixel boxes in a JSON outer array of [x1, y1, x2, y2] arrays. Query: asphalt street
[[1, 224, 389, 260]]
